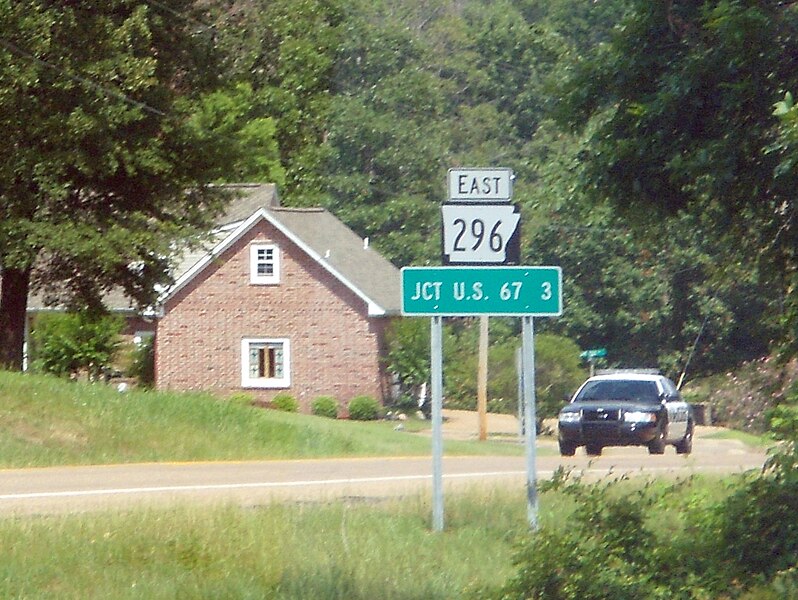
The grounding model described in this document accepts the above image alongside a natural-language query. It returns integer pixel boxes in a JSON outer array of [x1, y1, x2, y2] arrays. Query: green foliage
[[29, 312, 123, 380], [529, 199, 775, 378], [492, 395, 798, 599], [128, 335, 154, 389], [384, 318, 430, 401], [347, 395, 380, 421], [554, 0, 798, 356], [534, 335, 585, 418], [186, 83, 286, 185], [0, 0, 233, 367], [311, 395, 339, 419], [444, 323, 584, 418], [270, 394, 299, 413], [211, 0, 343, 199], [491, 472, 699, 599]]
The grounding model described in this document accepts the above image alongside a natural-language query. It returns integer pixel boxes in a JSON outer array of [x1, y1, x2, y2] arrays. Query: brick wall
[[156, 220, 390, 412]]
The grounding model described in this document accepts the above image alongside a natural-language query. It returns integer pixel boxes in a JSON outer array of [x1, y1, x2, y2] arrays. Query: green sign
[[401, 266, 562, 316], [580, 348, 607, 360]]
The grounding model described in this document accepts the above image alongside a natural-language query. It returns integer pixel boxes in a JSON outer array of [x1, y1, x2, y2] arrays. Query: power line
[[0, 37, 167, 118], [142, 0, 217, 33]]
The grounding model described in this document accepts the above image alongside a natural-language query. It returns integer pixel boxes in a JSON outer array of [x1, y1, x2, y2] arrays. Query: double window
[[241, 338, 290, 388], [250, 243, 279, 284]]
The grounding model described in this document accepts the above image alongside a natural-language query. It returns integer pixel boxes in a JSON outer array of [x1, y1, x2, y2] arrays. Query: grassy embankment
[[0, 371, 521, 469], [0, 489, 529, 599], [0, 371, 528, 598], [0, 371, 771, 598]]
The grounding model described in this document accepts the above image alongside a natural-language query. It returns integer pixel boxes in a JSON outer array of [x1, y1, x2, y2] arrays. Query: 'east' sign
[[447, 168, 513, 202]]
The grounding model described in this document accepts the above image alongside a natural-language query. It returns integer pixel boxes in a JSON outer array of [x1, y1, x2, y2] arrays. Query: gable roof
[[163, 185, 402, 317]]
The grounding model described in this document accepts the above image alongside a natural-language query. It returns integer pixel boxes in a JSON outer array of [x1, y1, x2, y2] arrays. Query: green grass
[[0, 487, 528, 599], [0, 371, 521, 468], [0, 475, 752, 599], [701, 427, 774, 448]]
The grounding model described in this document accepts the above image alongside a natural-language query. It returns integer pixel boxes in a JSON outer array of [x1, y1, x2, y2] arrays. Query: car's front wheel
[[648, 422, 667, 454], [585, 443, 602, 456], [675, 420, 694, 455], [559, 441, 577, 456]]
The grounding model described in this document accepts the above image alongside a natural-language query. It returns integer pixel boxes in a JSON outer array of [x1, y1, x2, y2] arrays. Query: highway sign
[[441, 203, 520, 265], [580, 348, 607, 360], [447, 168, 513, 202], [401, 266, 562, 316]]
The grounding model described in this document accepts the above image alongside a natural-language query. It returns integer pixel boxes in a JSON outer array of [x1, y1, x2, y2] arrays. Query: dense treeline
[[1, 0, 796, 385], [210, 0, 794, 381]]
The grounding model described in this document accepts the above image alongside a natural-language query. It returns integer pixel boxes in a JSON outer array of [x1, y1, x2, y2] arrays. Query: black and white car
[[558, 372, 694, 456]]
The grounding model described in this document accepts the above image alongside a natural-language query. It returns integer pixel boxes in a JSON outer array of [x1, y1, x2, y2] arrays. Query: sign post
[[580, 348, 607, 376], [400, 167, 562, 532], [430, 316, 444, 532], [521, 316, 538, 528]]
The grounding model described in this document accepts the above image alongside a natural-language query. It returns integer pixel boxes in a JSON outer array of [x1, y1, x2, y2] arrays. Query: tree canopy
[[554, 0, 798, 354], [0, 0, 237, 368], [3, 0, 796, 380]]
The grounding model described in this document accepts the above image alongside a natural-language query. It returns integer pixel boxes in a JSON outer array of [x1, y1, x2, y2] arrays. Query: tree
[[210, 0, 344, 202], [0, 0, 236, 369], [554, 0, 798, 352]]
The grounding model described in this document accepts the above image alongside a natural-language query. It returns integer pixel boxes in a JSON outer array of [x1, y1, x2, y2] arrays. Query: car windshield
[[575, 380, 659, 403]]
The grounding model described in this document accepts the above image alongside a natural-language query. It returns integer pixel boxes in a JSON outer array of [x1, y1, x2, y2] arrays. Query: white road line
[[0, 463, 758, 502], [0, 471, 527, 501]]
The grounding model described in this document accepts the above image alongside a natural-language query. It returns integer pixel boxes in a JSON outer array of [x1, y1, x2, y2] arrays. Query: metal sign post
[[522, 316, 539, 529], [430, 316, 444, 532], [398, 167, 561, 533]]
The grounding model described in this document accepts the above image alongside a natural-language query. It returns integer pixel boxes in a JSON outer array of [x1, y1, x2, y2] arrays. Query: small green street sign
[[580, 348, 607, 360], [401, 266, 562, 316]]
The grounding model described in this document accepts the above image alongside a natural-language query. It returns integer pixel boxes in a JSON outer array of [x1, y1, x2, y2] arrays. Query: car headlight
[[559, 411, 581, 423], [623, 411, 657, 423]]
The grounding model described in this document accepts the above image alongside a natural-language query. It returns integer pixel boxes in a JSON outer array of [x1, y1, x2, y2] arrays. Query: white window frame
[[241, 338, 290, 388], [250, 243, 280, 284]]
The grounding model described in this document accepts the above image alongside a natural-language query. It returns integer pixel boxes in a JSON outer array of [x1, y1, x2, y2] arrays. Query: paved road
[[0, 428, 767, 516]]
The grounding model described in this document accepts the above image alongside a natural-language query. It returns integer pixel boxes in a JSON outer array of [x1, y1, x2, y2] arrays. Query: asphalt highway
[[0, 429, 768, 516]]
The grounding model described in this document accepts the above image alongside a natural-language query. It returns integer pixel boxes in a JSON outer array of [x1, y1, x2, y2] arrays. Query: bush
[[129, 335, 155, 388], [445, 330, 585, 418], [311, 396, 338, 419], [29, 311, 123, 380], [270, 394, 299, 412], [489, 472, 707, 599], [347, 395, 380, 421]]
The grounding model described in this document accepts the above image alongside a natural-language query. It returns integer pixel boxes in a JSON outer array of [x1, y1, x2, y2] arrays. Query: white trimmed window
[[250, 243, 280, 284], [241, 338, 290, 388]]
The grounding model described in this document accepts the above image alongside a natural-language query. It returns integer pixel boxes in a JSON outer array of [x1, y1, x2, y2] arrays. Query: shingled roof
[[164, 184, 402, 316]]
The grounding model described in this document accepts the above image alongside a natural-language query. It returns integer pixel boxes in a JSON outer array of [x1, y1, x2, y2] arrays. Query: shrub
[[311, 396, 338, 419], [29, 311, 123, 380], [270, 394, 299, 412], [489, 471, 711, 600], [347, 395, 379, 421], [129, 335, 155, 388]]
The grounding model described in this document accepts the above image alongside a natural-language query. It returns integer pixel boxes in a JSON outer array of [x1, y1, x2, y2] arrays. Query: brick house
[[154, 184, 402, 411]]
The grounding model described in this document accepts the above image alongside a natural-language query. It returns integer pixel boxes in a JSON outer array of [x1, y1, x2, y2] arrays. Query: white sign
[[441, 204, 520, 264], [448, 168, 513, 202]]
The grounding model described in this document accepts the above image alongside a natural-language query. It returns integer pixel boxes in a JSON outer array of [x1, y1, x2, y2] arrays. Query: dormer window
[[250, 243, 280, 284]]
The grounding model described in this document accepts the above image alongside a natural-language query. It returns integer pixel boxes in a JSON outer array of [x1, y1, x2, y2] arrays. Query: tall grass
[[0, 487, 529, 599], [0, 372, 520, 468]]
